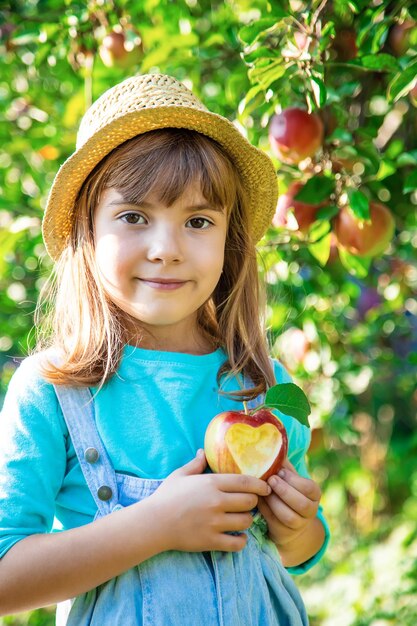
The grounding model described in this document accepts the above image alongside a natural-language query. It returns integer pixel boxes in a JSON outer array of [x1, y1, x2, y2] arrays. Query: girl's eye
[[120, 213, 145, 225], [187, 217, 212, 229]]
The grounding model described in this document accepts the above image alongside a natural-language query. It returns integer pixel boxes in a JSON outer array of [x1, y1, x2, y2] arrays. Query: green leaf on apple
[[316, 205, 340, 221], [347, 189, 370, 220], [263, 383, 311, 428]]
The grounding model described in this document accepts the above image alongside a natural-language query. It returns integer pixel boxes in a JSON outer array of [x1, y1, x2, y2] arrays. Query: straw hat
[[42, 73, 278, 260]]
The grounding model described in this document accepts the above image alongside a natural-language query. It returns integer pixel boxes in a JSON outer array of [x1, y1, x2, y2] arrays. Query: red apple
[[269, 108, 324, 164], [99, 27, 143, 68], [334, 202, 395, 258], [389, 20, 417, 56], [273, 181, 328, 232], [204, 409, 288, 480]]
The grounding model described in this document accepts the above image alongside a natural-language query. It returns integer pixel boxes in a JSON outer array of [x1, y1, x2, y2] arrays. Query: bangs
[[102, 128, 241, 213]]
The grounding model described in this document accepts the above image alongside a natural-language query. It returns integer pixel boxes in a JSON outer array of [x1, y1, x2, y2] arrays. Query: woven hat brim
[[42, 106, 278, 260]]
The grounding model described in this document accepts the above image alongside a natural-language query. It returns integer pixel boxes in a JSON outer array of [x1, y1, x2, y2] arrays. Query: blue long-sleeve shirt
[[0, 345, 329, 574]]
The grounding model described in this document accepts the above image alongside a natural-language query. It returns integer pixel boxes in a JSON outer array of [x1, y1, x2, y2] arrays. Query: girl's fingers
[[258, 493, 304, 531], [217, 532, 248, 553], [267, 474, 319, 519], [221, 512, 254, 532], [223, 492, 259, 512], [270, 467, 321, 503], [215, 473, 271, 497]]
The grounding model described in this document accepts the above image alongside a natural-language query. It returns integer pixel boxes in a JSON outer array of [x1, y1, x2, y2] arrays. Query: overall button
[[97, 485, 113, 501], [84, 447, 99, 463]]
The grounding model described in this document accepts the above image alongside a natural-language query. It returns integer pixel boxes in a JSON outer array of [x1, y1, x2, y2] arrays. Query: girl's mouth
[[139, 278, 188, 290]]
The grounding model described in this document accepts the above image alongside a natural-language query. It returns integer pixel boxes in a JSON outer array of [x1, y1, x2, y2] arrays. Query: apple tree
[[0, 0, 416, 624]]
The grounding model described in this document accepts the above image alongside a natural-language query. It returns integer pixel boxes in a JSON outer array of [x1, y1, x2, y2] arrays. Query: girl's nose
[[146, 227, 184, 264]]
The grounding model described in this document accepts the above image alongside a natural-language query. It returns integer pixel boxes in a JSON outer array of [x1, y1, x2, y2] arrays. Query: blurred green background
[[1, 1, 416, 624]]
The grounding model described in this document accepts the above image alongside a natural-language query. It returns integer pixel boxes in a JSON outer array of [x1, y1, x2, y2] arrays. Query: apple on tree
[[273, 181, 328, 233], [99, 26, 143, 69], [269, 108, 323, 164], [389, 20, 417, 57], [204, 383, 310, 481], [334, 201, 395, 258]]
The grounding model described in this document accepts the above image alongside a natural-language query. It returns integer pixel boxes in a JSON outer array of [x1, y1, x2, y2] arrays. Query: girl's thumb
[[178, 449, 207, 475]]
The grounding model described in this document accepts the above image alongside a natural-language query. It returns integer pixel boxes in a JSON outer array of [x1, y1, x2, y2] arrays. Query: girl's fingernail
[[278, 469, 285, 478]]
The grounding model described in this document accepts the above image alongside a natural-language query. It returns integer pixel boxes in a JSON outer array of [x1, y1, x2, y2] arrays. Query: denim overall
[[53, 383, 309, 626]]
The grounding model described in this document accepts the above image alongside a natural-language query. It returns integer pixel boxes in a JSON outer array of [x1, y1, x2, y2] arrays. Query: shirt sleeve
[[0, 353, 68, 558], [271, 359, 330, 575]]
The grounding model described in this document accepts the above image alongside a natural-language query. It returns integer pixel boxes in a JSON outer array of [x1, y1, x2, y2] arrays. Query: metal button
[[97, 485, 113, 501], [84, 447, 99, 463]]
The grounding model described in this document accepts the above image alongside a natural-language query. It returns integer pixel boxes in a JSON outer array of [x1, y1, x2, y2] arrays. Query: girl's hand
[[256, 459, 322, 551], [149, 449, 271, 554]]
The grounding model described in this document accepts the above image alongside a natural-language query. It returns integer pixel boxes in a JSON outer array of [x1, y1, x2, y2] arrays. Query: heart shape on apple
[[226, 421, 285, 478]]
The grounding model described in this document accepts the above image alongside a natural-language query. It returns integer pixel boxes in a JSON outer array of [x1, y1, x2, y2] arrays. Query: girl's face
[[93, 180, 228, 352]]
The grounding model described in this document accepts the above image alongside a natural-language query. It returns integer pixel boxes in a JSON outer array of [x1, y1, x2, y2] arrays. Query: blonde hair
[[35, 129, 276, 399]]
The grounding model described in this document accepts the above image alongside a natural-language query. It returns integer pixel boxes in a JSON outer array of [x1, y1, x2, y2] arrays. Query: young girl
[[0, 74, 329, 625]]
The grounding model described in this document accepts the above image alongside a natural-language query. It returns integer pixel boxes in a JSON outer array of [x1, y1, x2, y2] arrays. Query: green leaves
[[308, 231, 332, 266], [375, 160, 396, 181], [248, 58, 287, 89], [388, 58, 417, 102], [310, 74, 327, 108], [403, 170, 417, 193], [294, 176, 335, 203], [347, 189, 370, 220], [338, 247, 372, 278], [349, 53, 399, 73], [264, 383, 311, 428], [239, 17, 277, 46]]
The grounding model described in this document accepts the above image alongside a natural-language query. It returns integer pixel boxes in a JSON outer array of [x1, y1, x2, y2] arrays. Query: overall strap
[[53, 384, 120, 516]]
